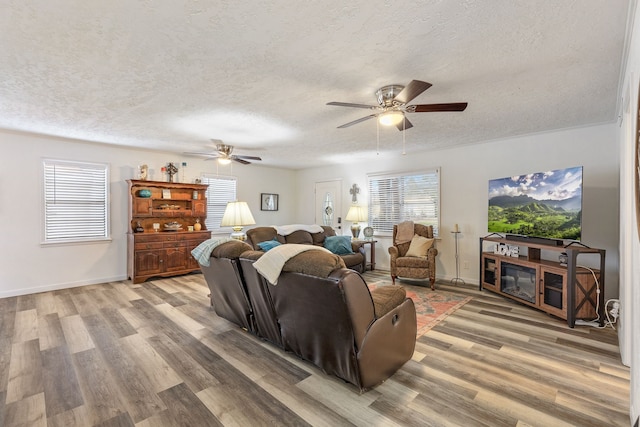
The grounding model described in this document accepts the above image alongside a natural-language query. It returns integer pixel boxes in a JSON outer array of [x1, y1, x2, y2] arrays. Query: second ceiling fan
[[327, 79, 467, 131]]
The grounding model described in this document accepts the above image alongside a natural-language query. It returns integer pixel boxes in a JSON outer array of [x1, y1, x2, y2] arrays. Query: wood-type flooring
[[0, 270, 630, 426]]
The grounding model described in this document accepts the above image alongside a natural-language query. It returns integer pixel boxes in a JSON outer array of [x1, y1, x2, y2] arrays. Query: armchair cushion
[[405, 234, 435, 258]]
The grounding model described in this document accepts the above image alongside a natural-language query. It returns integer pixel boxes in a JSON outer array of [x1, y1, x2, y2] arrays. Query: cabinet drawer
[[135, 242, 164, 250], [164, 241, 188, 248], [134, 233, 178, 243]]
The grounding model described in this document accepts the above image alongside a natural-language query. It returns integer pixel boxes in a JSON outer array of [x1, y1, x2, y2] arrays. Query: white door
[[315, 180, 342, 233]]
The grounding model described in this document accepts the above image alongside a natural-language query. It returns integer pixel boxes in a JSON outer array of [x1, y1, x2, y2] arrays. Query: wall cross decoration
[[350, 184, 360, 203]]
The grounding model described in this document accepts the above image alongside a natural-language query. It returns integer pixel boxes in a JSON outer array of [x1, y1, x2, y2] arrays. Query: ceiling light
[[378, 111, 404, 126], [218, 157, 232, 165]]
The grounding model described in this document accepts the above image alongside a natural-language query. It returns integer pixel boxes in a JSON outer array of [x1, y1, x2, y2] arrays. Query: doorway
[[315, 180, 342, 233]]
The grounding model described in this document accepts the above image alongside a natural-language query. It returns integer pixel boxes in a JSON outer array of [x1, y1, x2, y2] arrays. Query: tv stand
[[479, 235, 605, 327]]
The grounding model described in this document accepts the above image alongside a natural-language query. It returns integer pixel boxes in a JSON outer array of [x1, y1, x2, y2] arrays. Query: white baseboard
[[0, 274, 129, 298]]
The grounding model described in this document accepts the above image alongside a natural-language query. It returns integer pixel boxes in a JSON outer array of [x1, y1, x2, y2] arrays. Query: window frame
[[367, 168, 441, 237], [200, 174, 237, 233], [42, 158, 110, 245]]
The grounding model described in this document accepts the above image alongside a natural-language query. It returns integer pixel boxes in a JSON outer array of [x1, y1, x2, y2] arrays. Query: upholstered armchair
[[388, 223, 438, 290]]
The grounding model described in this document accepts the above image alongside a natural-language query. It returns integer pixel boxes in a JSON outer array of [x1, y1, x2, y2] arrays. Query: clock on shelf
[[363, 226, 374, 239]]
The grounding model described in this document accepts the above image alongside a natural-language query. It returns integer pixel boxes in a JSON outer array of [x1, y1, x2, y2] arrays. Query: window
[[43, 159, 110, 244], [201, 174, 237, 231], [367, 168, 440, 236]]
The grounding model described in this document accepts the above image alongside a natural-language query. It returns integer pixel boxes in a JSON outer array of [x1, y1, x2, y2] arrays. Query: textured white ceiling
[[0, 1, 631, 169]]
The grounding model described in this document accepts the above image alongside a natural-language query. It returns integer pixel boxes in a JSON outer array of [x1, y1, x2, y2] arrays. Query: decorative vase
[[138, 189, 151, 198], [194, 218, 202, 231]]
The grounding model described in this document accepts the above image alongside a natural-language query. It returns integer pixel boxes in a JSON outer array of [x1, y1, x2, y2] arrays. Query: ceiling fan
[[327, 80, 468, 131], [184, 140, 262, 165]]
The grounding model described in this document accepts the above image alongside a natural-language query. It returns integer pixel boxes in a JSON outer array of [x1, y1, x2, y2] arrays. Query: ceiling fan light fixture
[[217, 157, 232, 165], [378, 111, 404, 126]]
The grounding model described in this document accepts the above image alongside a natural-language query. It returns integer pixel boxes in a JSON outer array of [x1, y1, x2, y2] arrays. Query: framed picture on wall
[[261, 193, 278, 211]]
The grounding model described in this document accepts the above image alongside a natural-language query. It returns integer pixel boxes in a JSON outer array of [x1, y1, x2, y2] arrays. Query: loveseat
[[196, 239, 417, 391], [245, 225, 367, 273]]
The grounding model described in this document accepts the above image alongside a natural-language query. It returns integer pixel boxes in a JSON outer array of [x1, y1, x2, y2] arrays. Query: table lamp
[[221, 201, 256, 240], [345, 205, 368, 238]]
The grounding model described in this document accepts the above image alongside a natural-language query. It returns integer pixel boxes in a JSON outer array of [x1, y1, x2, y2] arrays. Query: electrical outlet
[[463, 261, 469, 269]]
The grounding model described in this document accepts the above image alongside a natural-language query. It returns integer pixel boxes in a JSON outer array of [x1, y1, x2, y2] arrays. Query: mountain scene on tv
[[488, 166, 583, 240]]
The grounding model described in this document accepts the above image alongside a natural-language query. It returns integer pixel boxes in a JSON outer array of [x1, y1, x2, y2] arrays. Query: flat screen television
[[488, 166, 583, 241]]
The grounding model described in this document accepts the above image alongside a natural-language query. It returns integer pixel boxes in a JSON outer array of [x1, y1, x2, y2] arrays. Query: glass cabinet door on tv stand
[[479, 236, 605, 328]]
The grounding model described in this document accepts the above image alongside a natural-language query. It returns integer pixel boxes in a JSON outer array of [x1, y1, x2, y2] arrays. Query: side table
[[356, 239, 377, 271]]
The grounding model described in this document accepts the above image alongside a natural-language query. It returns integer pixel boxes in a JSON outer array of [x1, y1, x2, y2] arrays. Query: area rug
[[366, 275, 472, 338]]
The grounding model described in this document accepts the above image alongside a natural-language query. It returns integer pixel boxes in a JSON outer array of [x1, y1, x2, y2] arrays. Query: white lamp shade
[[220, 201, 256, 227], [345, 205, 368, 222]]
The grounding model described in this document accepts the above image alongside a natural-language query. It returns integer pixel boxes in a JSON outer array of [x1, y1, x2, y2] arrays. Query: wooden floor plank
[[5, 339, 43, 404], [59, 314, 95, 354], [71, 348, 129, 426], [37, 313, 65, 351], [12, 309, 38, 344], [3, 392, 47, 427], [41, 345, 84, 417]]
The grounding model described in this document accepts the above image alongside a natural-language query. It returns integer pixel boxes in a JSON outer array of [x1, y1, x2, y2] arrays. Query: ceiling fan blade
[[394, 80, 432, 104], [232, 158, 251, 165], [327, 101, 377, 109], [410, 102, 468, 112], [337, 114, 377, 128], [234, 155, 262, 161], [184, 151, 220, 158], [396, 117, 414, 131]]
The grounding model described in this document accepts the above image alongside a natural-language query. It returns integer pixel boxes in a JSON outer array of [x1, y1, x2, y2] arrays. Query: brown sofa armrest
[[356, 298, 417, 389]]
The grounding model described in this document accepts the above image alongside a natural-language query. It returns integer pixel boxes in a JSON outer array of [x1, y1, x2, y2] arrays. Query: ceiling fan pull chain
[[402, 120, 406, 155], [376, 119, 380, 155]]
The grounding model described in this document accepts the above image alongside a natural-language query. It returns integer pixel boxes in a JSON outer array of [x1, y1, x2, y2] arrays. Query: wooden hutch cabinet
[[127, 180, 211, 284], [479, 235, 606, 327]]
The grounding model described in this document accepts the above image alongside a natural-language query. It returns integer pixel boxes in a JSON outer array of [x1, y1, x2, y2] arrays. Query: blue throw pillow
[[258, 238, 282, 252], [323, 235, 354, 255]]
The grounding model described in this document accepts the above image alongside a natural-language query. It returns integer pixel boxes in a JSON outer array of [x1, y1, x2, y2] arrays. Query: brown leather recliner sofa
[[199, 239, 417, 391], [246, 225, 367, 273]]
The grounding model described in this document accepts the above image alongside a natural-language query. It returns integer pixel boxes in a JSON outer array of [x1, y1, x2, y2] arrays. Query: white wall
[[296, 124, 620, 300], [0, 129, 297, 297], [618, 0, 639, 422]]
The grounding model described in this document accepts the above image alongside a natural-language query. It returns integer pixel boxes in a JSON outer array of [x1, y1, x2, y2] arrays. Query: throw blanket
[[275, 224, 323, 236], [253, 243, 331, 285], [395, 221, 414, 244], [190, 238, 233, 267]]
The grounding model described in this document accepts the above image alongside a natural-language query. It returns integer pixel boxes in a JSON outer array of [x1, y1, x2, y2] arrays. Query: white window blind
[[43, 159, 110, 243], [201, 175, 237, 231], [367, 168, 440, 236]]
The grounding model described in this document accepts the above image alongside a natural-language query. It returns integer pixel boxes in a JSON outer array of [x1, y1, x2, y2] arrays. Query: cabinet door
[[135, 250, 163, 276], [193, 200, 206, 216], [133, 198, 153, 216], [164, 247, 187, 272], [481, 255, 498, 290], [539, 267, 566, 318]]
